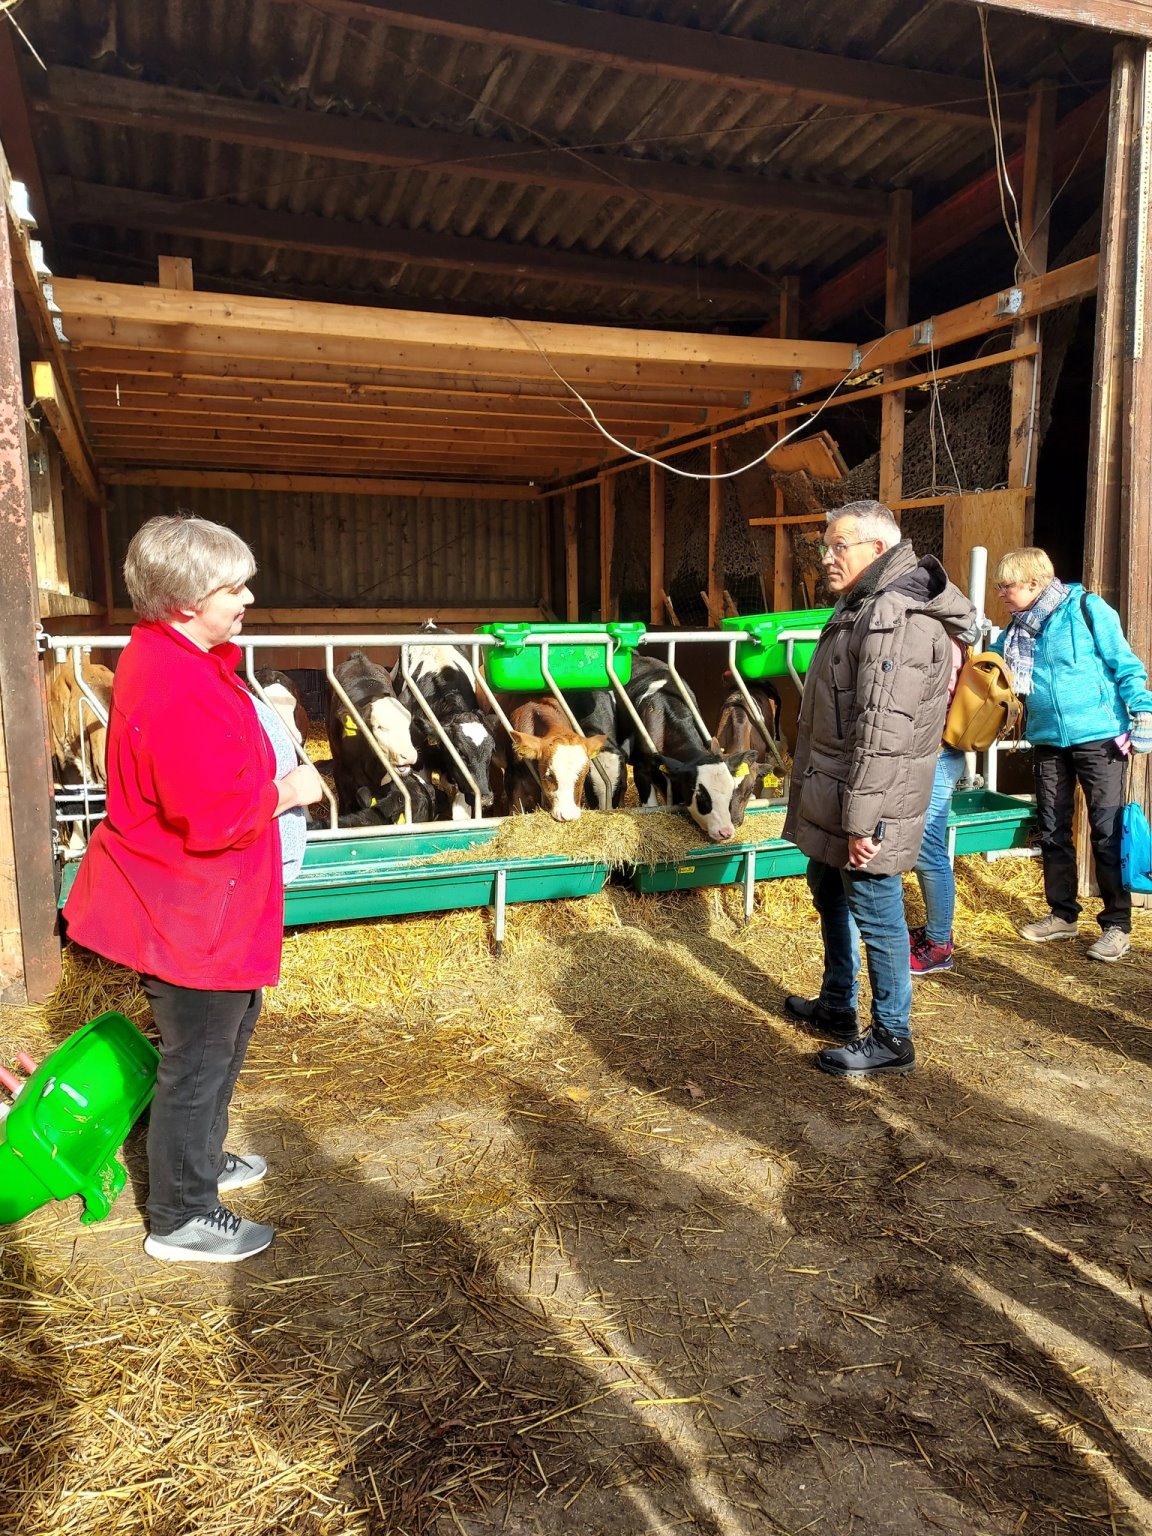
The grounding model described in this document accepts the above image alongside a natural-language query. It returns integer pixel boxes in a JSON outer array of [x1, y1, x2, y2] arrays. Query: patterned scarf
[[1001, 578, 1069, 696]]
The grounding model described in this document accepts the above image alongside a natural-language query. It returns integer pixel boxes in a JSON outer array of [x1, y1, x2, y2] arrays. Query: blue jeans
[[807, 859, 914, 1039], [912, 747, 965, 944]]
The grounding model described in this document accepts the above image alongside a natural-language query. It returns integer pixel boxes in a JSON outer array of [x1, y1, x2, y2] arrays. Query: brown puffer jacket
[[783, 542, 977, 876]]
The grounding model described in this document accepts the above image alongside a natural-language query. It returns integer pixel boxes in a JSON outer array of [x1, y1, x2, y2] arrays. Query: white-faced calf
[[503, 698, 607, 823]]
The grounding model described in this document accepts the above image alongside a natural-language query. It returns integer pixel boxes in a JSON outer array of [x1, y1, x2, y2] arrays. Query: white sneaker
[[144, 1206, 273, 1263], [217, 1152, 268, 1194], [1020, 914, 1079, 942], [1087, 927, 1131, 963]]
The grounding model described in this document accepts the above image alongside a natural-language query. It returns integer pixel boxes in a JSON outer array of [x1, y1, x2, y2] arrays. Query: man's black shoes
[[783, 995, 859, 1044], [816, 1027, 916, 1078]]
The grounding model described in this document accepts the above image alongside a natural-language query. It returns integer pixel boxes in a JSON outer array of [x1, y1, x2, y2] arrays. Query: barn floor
[[3, 856, 1152, 1536]]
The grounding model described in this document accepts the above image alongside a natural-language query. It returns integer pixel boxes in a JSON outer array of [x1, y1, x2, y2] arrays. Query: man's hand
[[847, 833, 882, 869]]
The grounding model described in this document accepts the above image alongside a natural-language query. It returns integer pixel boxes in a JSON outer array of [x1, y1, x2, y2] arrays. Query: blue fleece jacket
[[991, 583, 1152, 747]]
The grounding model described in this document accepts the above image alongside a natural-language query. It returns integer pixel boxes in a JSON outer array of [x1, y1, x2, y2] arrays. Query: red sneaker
[[910, 936, 953, 976], [908, 925, 926, 951]]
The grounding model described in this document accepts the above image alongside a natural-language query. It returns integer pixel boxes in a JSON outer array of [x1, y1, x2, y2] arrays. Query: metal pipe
[[538, 643, 616, 807], [664, 639, 712, 748], [243, 644, 341, 828]]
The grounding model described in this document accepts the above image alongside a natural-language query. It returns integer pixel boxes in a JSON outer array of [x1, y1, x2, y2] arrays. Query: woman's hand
[[276, 763, 327, 812]]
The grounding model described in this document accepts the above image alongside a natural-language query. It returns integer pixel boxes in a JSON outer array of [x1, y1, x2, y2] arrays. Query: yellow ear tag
[[733, 762, 750, 779], [343, 717, 359, 738], [397, 813, 406, 825]]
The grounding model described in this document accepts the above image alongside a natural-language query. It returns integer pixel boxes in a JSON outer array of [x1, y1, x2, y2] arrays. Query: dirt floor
[[2, 854, 1152, 1536]]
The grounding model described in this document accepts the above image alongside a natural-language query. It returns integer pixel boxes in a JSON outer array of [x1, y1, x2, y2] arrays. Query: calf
[[621, 655, 763, 843], [327, 651, 418, 814], [47, 654, 115, 852], [565, 689, 627, 810], [502, 697, 607, 823], [395, 627, 496, 816], [312, 773, 445, 828], [254, 668, 309, 747], [714, 678, 783, 799]]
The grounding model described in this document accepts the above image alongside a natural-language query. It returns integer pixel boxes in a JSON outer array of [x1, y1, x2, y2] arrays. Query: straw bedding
[[4, 855, 1152, 1536]]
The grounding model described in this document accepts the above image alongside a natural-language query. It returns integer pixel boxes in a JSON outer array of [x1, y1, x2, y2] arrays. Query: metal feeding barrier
[[42, 570, 1036, 949]]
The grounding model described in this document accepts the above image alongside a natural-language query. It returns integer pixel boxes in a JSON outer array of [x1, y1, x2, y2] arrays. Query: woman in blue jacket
[[992, 547, 1152, 961]]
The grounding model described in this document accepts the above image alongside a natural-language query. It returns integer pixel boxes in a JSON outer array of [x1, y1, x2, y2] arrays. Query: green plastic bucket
[[722, 608, 834, 680], [478, 621, 646, 692], [0, 1012, 159, 1225]]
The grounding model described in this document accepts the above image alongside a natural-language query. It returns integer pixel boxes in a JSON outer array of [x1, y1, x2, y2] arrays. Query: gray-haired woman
[[64, 514, 325, 1262]]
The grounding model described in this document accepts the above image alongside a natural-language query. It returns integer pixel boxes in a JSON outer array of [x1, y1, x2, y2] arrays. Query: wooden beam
[[53, 181, 784, 307], [0, 147, 60, 1003], [778, 277, 801, 342], [36, 67, 889, 228], [563, 490, 579, 622], [807, 90, 1109, 333], [1008, 81, 1057, 537], [98, 447, 592, 478], [879, 189, 912, 510], [31, 362, 101, 504], [53, 278, 853, 391], [538, 499, 553, 613], [599, 475, 617, 622], [110, 606, 546, 626], [964, 0, 1152, 38], [649, 463, 665, 626], [103, 468, 541, 498], [707, 442, 723, 628], [0, 27, 54, 248], [862, 257, 1098, 371], [157, 254, 193, 290], [265, 0, 1025, 123]]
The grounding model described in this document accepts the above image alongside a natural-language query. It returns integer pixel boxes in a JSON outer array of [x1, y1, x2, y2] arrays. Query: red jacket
[[63, 622, 284, 990]]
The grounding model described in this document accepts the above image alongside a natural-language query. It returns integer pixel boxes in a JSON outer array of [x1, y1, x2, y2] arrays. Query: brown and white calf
[[502, 697, 607, 823], [46, 654, 115, 851], [714, 678, 783, 799]]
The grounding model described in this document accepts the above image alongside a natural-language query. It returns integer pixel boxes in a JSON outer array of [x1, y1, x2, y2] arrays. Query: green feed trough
[[477, 621, 646, 691], [722, 607, 834, 680]]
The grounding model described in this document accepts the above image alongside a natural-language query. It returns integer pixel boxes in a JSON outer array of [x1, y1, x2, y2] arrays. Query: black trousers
[[141, 976, 262, 1236], [1033, 738, 1130, 933]]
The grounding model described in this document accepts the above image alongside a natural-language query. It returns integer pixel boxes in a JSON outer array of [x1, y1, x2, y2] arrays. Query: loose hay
[[6, 853, 1152, 1536]]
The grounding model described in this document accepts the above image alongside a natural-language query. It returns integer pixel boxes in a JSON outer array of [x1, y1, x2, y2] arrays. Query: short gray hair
[[124, 514, 257, 622], [826, 499, 902, 552]]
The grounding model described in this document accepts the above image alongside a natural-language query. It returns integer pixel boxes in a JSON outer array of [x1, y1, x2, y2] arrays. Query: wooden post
[[0, 174, 62, 1002], [538, 497, 553, 612], [599, 474, 616, 621], [649, 462, 665, 626], [879, 189, 912, 510], [1081, 43, 1152, 900], [563, 489, 578, 621], [778, 276, 801, 341], [773, 284, 802, 608], [158, 254, 194, 290], [1008, 81, 1056, 539], [707, 440, 723, 627]]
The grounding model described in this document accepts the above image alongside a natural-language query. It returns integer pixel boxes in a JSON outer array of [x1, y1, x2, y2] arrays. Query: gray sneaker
[[1087, 927, 1131, 963], [143, 1206, 274, 1264], [1020, 914, 1079, 942], [218, 1152, 268, 1194]]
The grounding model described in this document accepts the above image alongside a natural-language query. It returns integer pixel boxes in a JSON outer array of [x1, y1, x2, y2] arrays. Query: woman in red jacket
[[64, 515, 325, 1263]]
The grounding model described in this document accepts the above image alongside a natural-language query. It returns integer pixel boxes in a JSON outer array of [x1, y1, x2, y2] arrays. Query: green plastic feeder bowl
[[478, 621, 646, 692], [0, 1011, 159, 1226], [722, 607, 834, 680]]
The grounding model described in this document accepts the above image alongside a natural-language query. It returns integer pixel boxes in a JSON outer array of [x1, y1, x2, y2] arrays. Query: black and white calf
[[327, 651, 419, 815], [621, 655, 764, 843], [254, 668, 309, 746], [314, 774, 446, 828], [395, 627, 496, 817]]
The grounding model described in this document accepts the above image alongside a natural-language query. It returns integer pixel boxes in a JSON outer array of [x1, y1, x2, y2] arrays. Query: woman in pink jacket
[[64, 515, 324, 1263]]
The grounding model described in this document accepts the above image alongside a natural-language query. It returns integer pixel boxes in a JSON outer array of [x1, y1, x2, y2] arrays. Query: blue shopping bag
[[1120, 801, 1152, 893]]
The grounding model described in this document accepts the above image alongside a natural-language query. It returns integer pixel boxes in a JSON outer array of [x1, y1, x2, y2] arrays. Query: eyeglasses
[[819, 539, 874, 560]]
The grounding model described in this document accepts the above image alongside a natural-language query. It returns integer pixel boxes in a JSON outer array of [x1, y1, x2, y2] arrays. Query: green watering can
[[0, 1012, 159, 1225]]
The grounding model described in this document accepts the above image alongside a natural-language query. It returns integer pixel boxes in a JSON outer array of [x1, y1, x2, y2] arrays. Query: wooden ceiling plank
[[966, 0, 1152, 36], [36, 67, 888, 227], [87, 413, 618, 449], [262, 0, 1026, 123], [53, 181, 781, 304], [69, 349, 758, 408], [103, 468, 543, 497]]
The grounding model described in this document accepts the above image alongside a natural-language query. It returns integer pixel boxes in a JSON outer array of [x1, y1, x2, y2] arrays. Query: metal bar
[[743, 848, 756, 925], [399, 643, 482, 818], [604, 647, 657, 758], [538, 642, 615, 806], [493, 865, 507, 958], [242, 643, 340, 829], [664, 640, 712, 747], [324, 642, 413, 824], [724, 638, 789, 776]]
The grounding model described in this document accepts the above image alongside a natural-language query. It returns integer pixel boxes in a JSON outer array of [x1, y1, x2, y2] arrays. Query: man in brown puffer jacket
[[782, 500, 977, 1078]]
